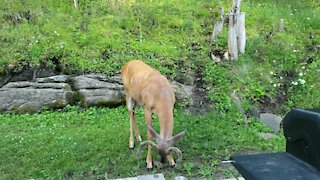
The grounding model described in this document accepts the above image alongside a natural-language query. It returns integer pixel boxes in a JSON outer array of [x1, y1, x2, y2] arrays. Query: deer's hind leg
[[127, 96, 137, 150]]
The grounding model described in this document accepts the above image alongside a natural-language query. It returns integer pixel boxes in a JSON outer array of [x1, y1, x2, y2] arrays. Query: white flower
[[270, 71, 274, 75], [293, 50, 297, 52], [278, 83, 281, 87], [292, 81, 298, 86], [54, 31, 60, 36], [299, 72, 303, 76], [302, 66, 305, 69], [307, 17, 310, 20], [298, 79, 306, 85], [273, 84, 277, 87], [280, 76, 283, 80]]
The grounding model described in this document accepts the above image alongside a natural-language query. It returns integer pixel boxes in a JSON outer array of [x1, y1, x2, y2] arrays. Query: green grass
[[0, 106, 285, 179]]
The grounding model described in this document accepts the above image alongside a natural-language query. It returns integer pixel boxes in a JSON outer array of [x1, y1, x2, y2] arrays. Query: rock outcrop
[[73, 74, 124, 107], [0, 81, 74, 113], [0, 74, 193, 113]]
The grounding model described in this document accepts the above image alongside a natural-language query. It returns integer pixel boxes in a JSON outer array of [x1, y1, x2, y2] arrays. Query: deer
[[120, 60, 186, 170]]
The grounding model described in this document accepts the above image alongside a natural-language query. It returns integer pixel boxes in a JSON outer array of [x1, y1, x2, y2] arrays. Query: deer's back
[[121, 60, 175, 112]]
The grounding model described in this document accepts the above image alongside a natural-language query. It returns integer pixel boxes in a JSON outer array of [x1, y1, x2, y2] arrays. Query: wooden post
[[279, 18, 284, 32], [73, 0, 78, 8], [213, 0, 245, 60], [228, 13, 238, 61], [237, 12, 246, 54], [212, 7, 224, 42]]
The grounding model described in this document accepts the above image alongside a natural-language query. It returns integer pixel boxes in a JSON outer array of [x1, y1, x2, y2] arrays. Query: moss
[[48, 99, 66, 109], [11, 104, 37, 114], [78, 91, 87, 107]]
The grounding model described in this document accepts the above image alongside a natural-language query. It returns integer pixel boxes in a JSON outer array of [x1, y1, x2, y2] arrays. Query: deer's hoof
[[146, 162, 153, 170], [137, 136, 142, 142]]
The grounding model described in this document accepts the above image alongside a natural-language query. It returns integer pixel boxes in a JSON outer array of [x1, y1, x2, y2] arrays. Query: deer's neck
[[158, 110, 174, 140]]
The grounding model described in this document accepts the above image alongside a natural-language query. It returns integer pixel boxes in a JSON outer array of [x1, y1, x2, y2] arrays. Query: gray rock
[[74, 75, 124, 107], [74, 75, 123, 90], [0, 82, 74, 113], [259, 113, 283, 133], [79, 89, 123, 107], [0, 73, 197, 113], [137, 174, 165, 180], [3, 81, 71, 90], [171, 81, 194, 106], [258, 132, 277, 140], [36, 75, 70, 83], [114, 173, 165, 180]]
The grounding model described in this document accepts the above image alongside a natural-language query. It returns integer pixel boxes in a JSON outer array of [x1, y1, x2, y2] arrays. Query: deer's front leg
[[132, 112, 142, 142], [144, 109, 153, 170], [167, 153, 175, 167]]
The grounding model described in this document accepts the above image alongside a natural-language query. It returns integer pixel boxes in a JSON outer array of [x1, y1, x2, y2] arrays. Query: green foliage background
[[0, 0, 319, 178], [1, 0, 319, 111]]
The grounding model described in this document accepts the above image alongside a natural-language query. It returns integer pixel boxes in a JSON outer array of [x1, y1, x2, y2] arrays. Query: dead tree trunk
[[73, 0, 78, 8], [227, 0, 246, 61], [237, 12, 246, 54], [228, 13, 238, 61], [211, 0, 246, 61], [212, 7, 225, 42]]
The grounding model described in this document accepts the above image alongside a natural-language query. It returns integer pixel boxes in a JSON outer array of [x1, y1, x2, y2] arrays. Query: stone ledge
[[0, 74, 193, 113]]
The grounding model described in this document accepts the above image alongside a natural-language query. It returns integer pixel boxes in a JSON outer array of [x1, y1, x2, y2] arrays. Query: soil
[[188, 69, 213, 114]]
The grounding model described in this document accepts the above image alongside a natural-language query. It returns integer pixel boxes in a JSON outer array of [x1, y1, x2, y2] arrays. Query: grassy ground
[[0, 106, 285, 179]]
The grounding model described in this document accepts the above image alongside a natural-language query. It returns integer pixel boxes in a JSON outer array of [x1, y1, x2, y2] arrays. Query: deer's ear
[[147, 125, 160, 139], [169, 130, 186, 144]]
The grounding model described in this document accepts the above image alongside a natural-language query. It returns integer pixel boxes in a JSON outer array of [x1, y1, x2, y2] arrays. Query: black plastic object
[[232, 152, 320, 180], [231, 108, 320, 180], [283, 108, 320, 171]]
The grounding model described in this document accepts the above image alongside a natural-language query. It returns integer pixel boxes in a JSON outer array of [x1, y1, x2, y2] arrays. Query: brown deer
[[121, 60, 186, 169]]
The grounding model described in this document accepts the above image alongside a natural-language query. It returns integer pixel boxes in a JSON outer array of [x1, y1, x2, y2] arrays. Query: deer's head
[[137, 125, 186, 163]]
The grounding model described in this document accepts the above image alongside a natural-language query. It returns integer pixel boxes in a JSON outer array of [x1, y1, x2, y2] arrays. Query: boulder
[[36, 75, 70, 83], [171, 81, 194, 107], [73, 74, 124, 107], [258, 132, 277, 140], [259, 113, 283, 133], [0, 81, 74, 113], [0, 73, 196, 113]]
